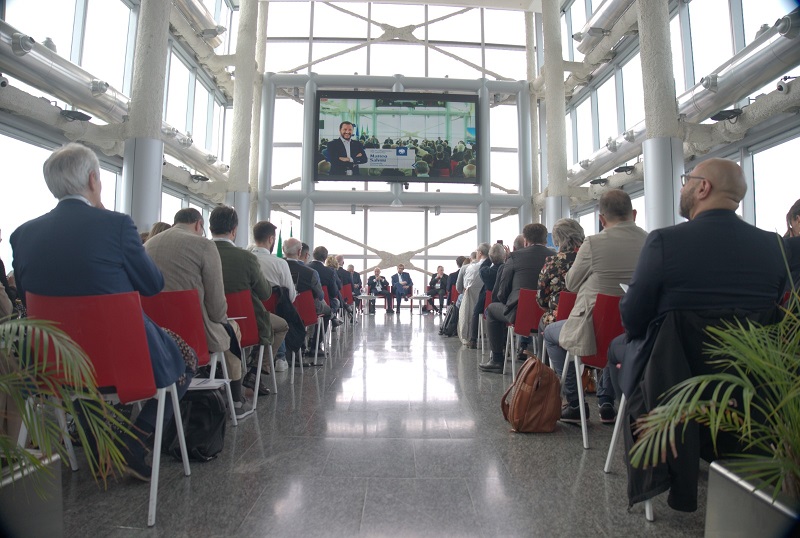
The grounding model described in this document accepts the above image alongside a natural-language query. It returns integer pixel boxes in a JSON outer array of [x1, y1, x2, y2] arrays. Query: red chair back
[[449, 284, 459, 305], [341, 283, 354, 305], [225, 290, 260, 348], [141, 289, 211, 366], [321, 285, 331, 307], [26, 291, 156, 403], [585, 293, 624, 369], [555, 291, 578, 321], [513, 288, 546, 336], [483, 290, 492, 313], [293, 290, 318, 328], [262, 294, 278, 314]]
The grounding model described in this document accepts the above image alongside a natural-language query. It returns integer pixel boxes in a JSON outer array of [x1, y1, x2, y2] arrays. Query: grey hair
[[512, 234, 525, 251], [488, 243, 505, 264], [477, 242, 490, 257], [43, 143, 100, 199], [283, 237, 302, 257], [552, 218, 585, 252]]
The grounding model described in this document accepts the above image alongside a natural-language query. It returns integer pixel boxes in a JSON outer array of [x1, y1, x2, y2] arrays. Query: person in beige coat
[[543, 190, 647, 425]]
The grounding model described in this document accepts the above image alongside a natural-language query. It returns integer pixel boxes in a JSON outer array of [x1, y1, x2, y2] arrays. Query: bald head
[[283, 237, 302, 258], [680, 158, 746, 220]]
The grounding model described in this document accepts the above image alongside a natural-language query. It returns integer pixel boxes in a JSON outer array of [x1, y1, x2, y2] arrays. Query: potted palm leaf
[[629, 292, 800, 535], [0, 315, 134, 536]]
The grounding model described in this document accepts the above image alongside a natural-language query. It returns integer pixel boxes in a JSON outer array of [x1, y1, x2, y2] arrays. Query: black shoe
[[387, 309, 395, 314], [243, 371, 270, 396], [122, 441, 152, 482], [599, 403, 616, 424], [478, 361, 503, 373], [332, 318, 344, 328], [465, 341, 477, 349], [560, 403, 590, 425]]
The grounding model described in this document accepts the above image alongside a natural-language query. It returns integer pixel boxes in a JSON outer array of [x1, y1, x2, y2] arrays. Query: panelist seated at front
[[391, 264, 413, 307], [367, 268, 393, 314], [327, 121, 368, 176]]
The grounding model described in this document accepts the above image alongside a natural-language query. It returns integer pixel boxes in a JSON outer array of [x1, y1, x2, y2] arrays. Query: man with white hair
[[11, 143, 191, 481]]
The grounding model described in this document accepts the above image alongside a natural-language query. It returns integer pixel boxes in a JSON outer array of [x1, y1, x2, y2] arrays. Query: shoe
[[560, 403, 590, 425], [274, 358, 289, 372], [234, 396, 254, 417], [243, 371, 270, 396], [387, 309, 395, 314], [122, 441, 152, 482], [517, 349, 529, 362], [478, 361, 503, 373], [599, 403, 616, 424], [465, 341, 477, 349], [332, 317, 344, 328]]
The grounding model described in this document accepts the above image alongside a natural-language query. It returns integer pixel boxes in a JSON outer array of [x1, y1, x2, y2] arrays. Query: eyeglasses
[[680, 173, 705, 186]]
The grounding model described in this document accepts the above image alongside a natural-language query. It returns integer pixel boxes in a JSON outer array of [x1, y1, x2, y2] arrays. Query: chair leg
[[541, 342, 549, 368], [502, 326, 513, 375], [147, 388, 166, 527], [314, 319, 323, 365], [215, 352, 238, 426], [17, 396, 32, 448], [574, 356, 589, 449], [645, 499, 654, 521], [478, 316, 483, 352], [55, 403, 79, 471], [267, 345, 277, 395], [604, 394, 627, 473], [291, 350, 296, 384], [251, 344, 265, 411], [511, 340, 517, 381], [168, 384, 191, 477]]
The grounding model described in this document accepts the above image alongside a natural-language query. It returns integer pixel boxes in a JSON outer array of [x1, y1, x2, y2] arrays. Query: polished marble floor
[[62, 308, 707, 537]]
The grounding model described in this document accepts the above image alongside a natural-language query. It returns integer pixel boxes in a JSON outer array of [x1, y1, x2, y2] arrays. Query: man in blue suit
[[391, 263, 413, 310], [326, 121, 368, 176], [11, 143, 190, 482]]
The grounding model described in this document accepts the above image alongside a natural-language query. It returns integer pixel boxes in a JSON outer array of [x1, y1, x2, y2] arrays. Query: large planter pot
[[705, 460, 799, 537], [0, 454, 63, 538]]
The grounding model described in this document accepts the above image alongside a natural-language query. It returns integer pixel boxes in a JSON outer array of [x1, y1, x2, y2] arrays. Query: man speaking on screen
[[327, 121, 368, 176]]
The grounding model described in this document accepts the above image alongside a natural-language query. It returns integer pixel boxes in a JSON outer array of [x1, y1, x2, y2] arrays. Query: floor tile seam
[[358, 477, 370, 535]]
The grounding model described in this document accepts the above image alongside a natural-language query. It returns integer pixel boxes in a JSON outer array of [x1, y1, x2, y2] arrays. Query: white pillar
[[523, 11, 539, 228], [300, 75, 318, 247], [638, 0, 684, 230], [477, 79, 491, 242], [257, 72, 277, 221], [248, 1, 269, 228]]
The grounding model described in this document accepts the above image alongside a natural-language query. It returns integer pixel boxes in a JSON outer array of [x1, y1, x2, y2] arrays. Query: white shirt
[[248, 246, 297, 302], [464, 259, 483, 289], [340, 136, 352, 160]]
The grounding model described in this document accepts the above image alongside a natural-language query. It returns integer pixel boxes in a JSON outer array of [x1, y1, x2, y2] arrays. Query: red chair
[[477, 290, 493, 352], [226, 290, 273, 411], [26, 291, 190, 527], [449, 284, 459, 305], [141, 289, 238, 425], [541, 290, 579, 367], [263, 294, 278, 315], [341, 283, 354, 306], [562, 293, 624, 450], [291, 290, 323, 383], [504, 288, 546, 381]]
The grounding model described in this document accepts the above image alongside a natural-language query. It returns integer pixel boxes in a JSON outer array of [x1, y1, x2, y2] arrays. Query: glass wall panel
[[427, 7, 481, 43], [484, 9, 525, 46], [490, 105, 519, 149], [577, 212, 596, 236], [193, 82, 210, 150], [99, 169, 118, 212], [630, 194, 647, 232], [426, 212, 478, 257], [742, 0, 796, 46], [565, 113, 575, 165], [575, 97, 594, 157], [271, 147, 303, 190], [670, 15, 686, 94], [222, 107, 234, 162], [754, 136, 800, 235], [267, 2, 311, 38], [310, 44, 368, 76], [227, 10, 239, 54], [491, 213, 520, 246], [273, 99, 304, 144], [370, 4, 426, 36], [570, 1, 586, 62], [166, 52, 191, 130], [161, 192, 183, 224], [313, 2, 369, 38], [484, 49, 526, 81], [561, 15, 570, 62], [82, 0, 130, 93], [5, 0, 76, 60], [369, 44, 426, 77], [428, 46, 483, 79], [596, 76, 618, 145], [621, 53, 644, 129], [313, 210, 365, 256], [688, 0, 732, 81], [265, 42, 312, 73], [211, 101, 225, 158], [490, 151, 520, 193]]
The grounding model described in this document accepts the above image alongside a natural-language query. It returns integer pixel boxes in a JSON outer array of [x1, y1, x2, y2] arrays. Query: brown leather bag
[[501, 357, 562, 433]]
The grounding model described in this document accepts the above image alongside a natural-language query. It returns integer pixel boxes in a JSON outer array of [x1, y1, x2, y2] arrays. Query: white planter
[[0, 454, 63, 537], [705, 460, 799, 537]]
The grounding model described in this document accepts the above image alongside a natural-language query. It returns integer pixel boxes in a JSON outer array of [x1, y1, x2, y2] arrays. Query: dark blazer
[[367, 275, 390, 294], [494, 244, 555, 318], [286, 258, 323, 301], [391, 271, 413, 296], [10, 199, 184, 387], [348, 271, 363, 294], [327, 138, 368, 175], [336, 267, 353, 288], [308, 260, 340, 302]]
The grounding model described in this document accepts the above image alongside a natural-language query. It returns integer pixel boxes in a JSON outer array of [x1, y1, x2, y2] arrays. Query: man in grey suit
[[479, 223, 554, 372], [543, 190, 647, 424]]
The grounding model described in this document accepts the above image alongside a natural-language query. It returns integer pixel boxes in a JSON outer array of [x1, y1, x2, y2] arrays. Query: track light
[[710, 109, 742, 122], [60, 109, 92, 122], [614, 165, 635, 174]]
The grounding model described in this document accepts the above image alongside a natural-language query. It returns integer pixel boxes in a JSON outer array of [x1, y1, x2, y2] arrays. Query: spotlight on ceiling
[[614, 165, 635, 174], [710, 108, 743, 122], [60, 109, 92, 122]]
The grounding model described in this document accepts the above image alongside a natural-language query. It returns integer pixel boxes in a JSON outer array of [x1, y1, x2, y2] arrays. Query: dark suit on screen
[[327, 138, 368, 175]]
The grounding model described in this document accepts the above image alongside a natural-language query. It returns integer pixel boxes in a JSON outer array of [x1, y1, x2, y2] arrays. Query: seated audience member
[[346, 264, 362, 295], [447, 256, 467, 304], [415, 161, 430, 178], [543, 190, 646, 425], [145, 208, 253, 405], [335, 255, 356, 320], [139, 232, 149, 243], [427, 266, 447, 312], [300, 242, 311, 264], [617, 158, 800, 512], [463, 163, 477, 179], [308, 246, 342, 315], [537, 218, 585, 329], [460, 244, 489, 345], [367, 268, 393, 314], [325, 254, 347, 314], [318, 160, 331, 176], [479, 224, 554, 373], [467, 243, 505, 347], [455, 252, 476, 307], [283, 238, 332, 361], [391, 264, 414, 309], [249, 221, 305, 372], [210, 206, 288, 396], [785, 199, 800, 285], [147, 221, 171, 241], [10, 143, 192, 481]]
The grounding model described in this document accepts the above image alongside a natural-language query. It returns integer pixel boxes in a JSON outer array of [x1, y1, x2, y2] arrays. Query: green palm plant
[[629, 293, 800, 500], [0, 315, 135, 494]]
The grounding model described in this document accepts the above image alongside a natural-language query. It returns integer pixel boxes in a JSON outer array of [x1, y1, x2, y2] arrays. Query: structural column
[[638, 0, 683, 230], [542, 0, 570, 228], [258, 72, 277, 222], [522, 11, 538, 227], [120, 0, 170, 231], [228, 0, 259, 246], [300, 75, 318, 245], [248, 0, 269, 228], [477, 79, 491, 244]]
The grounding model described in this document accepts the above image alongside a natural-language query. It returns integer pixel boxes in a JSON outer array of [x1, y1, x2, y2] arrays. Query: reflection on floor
[[62, 309, 706, 537]]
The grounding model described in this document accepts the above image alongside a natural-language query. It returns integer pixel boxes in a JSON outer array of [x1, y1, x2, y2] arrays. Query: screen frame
[[313, 89, 480, 185]]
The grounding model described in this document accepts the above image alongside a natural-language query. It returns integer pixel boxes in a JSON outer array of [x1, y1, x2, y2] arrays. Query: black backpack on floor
[[162, 388, 227, 462], [440, 304, 459, 337]]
